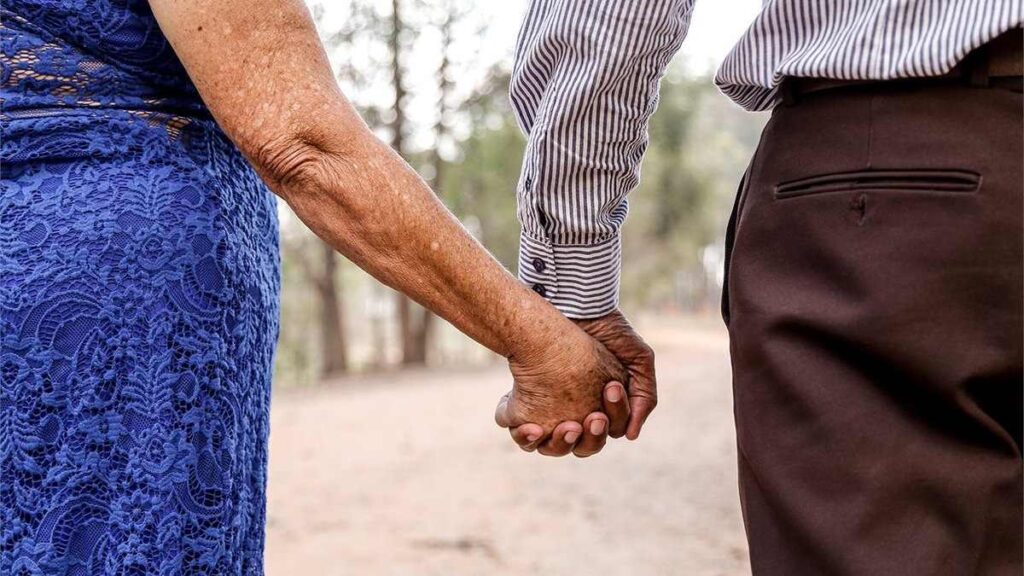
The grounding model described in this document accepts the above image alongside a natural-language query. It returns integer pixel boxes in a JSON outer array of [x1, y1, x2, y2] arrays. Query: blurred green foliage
[[274, 4, 766, 387], [442, 66, 767, 313]]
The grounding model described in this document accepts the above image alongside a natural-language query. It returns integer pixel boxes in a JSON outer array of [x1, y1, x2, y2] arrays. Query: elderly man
[[498, 1, 1023, 573]]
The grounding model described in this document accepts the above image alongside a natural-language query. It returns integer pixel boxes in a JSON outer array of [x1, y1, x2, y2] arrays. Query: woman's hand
[[496, 380, 631, 457], [493, 327, 628, 456], [506, 329, 625, 430]]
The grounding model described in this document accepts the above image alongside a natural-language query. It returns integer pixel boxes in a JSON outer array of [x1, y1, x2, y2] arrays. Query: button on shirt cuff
[[518, 232, 621, 319]]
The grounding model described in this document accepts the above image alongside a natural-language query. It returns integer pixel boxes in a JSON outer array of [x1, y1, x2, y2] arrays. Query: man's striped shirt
[[512, 0, 1022, 318]]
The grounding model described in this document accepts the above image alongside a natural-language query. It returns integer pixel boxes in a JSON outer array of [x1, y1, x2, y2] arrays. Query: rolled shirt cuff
[[517, 232, 621, 319]]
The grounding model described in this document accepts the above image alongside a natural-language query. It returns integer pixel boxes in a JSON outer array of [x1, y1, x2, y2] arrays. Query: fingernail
[[526, 433, 539, 442], [590, 419, 606, 436], [605, 385, 622, 403], [563, 430, 581, 444]]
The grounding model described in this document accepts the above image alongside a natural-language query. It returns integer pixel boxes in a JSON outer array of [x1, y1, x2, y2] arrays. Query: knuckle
[[638, 342, 655, 361], [507, 400, 536, 426]]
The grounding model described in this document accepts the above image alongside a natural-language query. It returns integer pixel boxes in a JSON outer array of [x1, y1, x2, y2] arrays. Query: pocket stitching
[[774, 169, 981, 200]]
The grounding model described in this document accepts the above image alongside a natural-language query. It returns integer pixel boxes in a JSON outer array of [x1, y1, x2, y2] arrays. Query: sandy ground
[[265, 316, 750, 576]]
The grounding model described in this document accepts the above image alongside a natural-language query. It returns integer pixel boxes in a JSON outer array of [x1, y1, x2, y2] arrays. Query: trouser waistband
[[782, 27, 1023, 104]]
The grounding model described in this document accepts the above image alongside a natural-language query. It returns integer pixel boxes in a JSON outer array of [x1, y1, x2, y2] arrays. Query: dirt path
[[265, 316, 750, 575]]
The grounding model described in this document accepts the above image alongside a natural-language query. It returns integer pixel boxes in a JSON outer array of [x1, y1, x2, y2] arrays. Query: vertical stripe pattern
[[512, 0, 1023, 318]]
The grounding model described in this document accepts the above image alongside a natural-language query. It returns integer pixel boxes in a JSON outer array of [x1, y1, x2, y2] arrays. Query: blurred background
[[267, 0, 767, 574]]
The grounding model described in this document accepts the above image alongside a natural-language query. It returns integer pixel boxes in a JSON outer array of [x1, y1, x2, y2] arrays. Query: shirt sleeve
[[511, 0, 694, 319]]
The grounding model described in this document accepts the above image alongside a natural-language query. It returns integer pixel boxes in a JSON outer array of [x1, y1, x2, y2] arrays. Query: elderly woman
[[0, 0, 652, 573]]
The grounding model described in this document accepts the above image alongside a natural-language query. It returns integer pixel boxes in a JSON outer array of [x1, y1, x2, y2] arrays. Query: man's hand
[[574, 310, 656, 440]]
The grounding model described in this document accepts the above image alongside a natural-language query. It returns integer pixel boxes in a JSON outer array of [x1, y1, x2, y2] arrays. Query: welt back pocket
[[774, 169, 981, 199]]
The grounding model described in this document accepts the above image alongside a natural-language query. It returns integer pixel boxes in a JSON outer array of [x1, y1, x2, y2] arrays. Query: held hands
[[494, 309, 657, 458], [574, 310, 657, 440]]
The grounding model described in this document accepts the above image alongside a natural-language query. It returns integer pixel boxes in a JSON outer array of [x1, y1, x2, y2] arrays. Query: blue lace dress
[[1, 1, 281, 574]]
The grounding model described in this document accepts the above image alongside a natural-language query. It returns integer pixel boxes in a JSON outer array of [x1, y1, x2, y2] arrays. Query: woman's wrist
[[499, 289, 586, 365]]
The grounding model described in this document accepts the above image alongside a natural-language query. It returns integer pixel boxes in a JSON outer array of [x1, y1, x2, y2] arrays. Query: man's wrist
[[518, 232, 622, 319]]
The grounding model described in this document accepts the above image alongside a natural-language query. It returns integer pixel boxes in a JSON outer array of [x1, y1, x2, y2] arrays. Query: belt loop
[[968, 43, 991, 88], [781, 79, 798, 106]]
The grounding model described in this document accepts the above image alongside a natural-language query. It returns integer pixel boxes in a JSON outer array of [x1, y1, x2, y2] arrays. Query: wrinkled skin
[[575, 310, 657, 440], [501, 328, 627, 433], [499, 309, 657, 457]]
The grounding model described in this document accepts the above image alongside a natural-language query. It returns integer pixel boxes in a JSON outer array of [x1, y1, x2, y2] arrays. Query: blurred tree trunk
[[284, 236, 350, 379], [412, 4, 460, 364], [299, 2, 352, 379], [317, 244, 349, 376], [386, 0, 426, 366]]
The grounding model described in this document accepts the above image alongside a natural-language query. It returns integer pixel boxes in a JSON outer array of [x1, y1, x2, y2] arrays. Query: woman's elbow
[[251, 131, 331, 191], [249, 121, 367, 193]]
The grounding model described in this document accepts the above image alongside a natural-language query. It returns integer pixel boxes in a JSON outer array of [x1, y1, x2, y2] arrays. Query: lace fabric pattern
[[2, 2, 281, 575]]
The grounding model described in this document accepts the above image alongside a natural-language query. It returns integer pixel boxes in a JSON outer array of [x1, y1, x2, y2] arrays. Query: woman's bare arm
[[148, 0, 626, 432]]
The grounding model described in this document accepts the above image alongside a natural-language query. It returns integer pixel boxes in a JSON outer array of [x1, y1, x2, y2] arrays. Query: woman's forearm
[[269, 119, 572, 360], [148, 0, 579, 361]]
